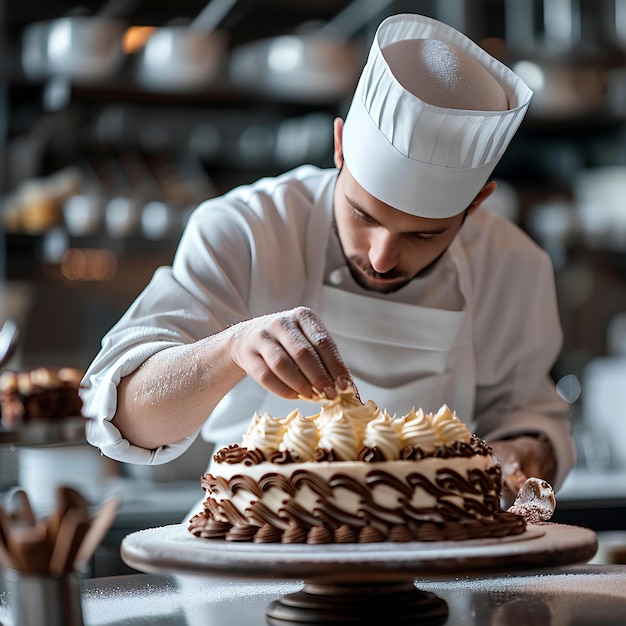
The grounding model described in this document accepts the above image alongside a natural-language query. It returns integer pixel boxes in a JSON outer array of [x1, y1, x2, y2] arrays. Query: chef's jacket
[[80, 165, 575, 489]]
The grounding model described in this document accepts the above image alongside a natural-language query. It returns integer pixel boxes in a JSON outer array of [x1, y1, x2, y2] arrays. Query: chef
[[80, 13, 575, 504]]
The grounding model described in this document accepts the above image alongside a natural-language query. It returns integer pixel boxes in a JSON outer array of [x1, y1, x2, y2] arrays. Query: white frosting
[[240, 390, 474, 461], [279, 413, 317, 462], [241, 411, 285, 456], [363, 411, 402, 460], [315, 393, 378, 440], [209, 455, 497, 531], [317, 413, 360, 461], [398, 407, 440, 453], [431, 404, 472, 445]]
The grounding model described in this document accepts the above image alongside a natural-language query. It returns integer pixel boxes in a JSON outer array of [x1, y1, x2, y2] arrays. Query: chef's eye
[[408, 232, 436, 242], [352, 208, 376, 225]]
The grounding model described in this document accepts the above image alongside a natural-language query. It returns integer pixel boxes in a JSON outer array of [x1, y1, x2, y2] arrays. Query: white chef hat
[[342, 14, 532, 218]]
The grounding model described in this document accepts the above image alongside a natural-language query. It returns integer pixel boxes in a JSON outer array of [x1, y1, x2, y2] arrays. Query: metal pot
[[22, 16, 127, 84], [136, 0, 239, 93], [504, 0, 610, 118], [229, 30, 361, 102], [21, 0, 135, 84], [229, 0, 394, 103]]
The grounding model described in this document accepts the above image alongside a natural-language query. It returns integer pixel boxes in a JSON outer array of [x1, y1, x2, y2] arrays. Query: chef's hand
[[489, 436, 557, 507], [229, 306, 356, 401]]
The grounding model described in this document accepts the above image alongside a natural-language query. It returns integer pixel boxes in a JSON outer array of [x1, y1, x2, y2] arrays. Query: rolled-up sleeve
[[81, 331, 199, 465]]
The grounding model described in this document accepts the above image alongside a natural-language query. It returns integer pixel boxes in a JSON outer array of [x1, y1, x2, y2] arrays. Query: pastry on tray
[[0, 366, 84, 429]]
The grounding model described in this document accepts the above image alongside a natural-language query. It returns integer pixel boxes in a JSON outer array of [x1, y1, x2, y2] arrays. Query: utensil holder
[[3, 568, 84, 626]]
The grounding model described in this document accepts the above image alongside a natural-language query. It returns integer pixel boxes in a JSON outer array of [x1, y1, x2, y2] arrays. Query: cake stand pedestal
[[121, 522, 597, 625], [265, 581, 448, 624]]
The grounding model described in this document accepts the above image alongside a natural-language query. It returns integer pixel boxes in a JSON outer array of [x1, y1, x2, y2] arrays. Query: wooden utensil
[[0, 507, 16, 569], [0, 317, 20, 368], [49, 507, 90, 577], [9, 489, 36, 526], [0, 534, 15, 569], [9, 522, 51, 573], [0, 506, 11, 546], [73, 497, 120, 571], [46, 485, 89, 546]]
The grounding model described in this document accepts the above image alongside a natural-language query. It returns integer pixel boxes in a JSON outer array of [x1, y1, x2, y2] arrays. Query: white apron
[[236, 238, 476, 421], [201, 239, 478, 451], [319, 239, 476, 423]]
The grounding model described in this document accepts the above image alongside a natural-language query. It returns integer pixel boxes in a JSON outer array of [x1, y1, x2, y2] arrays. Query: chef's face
[[332, 118, 495, 294], [332, 167, 464, 292]]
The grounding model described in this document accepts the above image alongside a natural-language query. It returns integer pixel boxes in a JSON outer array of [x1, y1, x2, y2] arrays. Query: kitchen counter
[[77, 477, 201, 578], [558, 468, 626, 501], [2, 565, 626, 625], [551, 469, 626, 532]]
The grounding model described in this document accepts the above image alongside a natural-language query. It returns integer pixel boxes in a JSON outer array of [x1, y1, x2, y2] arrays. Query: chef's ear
[[467, 180, 498, 215], [333, 117, 344, 169]]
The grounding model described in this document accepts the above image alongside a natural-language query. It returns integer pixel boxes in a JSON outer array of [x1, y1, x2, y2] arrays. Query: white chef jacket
[[80, 165, 575, 490]]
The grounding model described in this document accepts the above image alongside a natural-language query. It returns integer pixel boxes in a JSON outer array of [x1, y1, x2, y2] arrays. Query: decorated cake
[[188, 388, 526, 544]]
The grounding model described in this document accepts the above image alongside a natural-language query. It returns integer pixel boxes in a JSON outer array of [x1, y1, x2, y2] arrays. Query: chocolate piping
[[192, 465, 526, 544]]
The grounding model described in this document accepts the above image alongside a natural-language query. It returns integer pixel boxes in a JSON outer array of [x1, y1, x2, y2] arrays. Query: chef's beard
[[344, 249, 449, 293], [332, 209, 468, 294], [332, 221, 446, 294], [344, 255, 412, 293]]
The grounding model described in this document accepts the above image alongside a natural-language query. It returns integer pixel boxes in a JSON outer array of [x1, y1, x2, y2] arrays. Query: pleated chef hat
[[342, 14, 532, 218]]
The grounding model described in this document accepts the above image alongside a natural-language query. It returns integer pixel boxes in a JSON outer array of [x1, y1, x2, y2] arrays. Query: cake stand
[[121, 522, 598, 624]]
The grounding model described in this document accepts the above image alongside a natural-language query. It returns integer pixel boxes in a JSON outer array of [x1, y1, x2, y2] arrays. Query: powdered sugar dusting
[[420, 39, 461, 88], [133, 349, 200, 406], [381, 37, 509, 111]]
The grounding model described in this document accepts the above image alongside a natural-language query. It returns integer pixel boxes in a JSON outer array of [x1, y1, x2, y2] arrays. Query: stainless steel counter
[[551, 469, 626, 532], [558, 469, 626, 501], [2, 565, 625, 625]]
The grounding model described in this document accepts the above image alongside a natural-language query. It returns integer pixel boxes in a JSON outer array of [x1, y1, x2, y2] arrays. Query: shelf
[[0, 416, 86, 447], [4, 231, 178, 282]]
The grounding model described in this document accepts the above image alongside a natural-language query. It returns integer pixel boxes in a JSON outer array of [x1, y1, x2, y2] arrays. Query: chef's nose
[[368, 229, 400, 273]]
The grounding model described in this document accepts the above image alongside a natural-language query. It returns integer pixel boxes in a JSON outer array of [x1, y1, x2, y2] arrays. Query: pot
[[504, 0, 610, 118], [136, 0, 239, 92], [228, 0, 394, 103], [21, 0, 135, 84], [22, 17, 127, 84]]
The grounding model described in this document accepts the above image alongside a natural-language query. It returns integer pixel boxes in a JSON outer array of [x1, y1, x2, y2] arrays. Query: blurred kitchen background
[[2, 0, 626, 572]]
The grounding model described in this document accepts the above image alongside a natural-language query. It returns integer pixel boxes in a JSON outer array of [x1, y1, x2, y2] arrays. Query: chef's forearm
[[112, 306, 351, 450], [113, 333, 245, 450]]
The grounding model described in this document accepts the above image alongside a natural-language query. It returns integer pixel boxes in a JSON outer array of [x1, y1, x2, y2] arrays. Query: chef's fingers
[[498, 459, 526, 505], [495, 436, 556, 487], [232, 309, 335, 399], [487, 441, 524, 506], [504, 467, 528, 498], [266, 307, 347, 398], [231, 307, 354, 399], [292, 307, 355, 395], [244, 347, 309, 399]]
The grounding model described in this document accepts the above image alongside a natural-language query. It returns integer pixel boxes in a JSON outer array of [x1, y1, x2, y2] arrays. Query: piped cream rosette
[[240, 387, 472, 462]]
